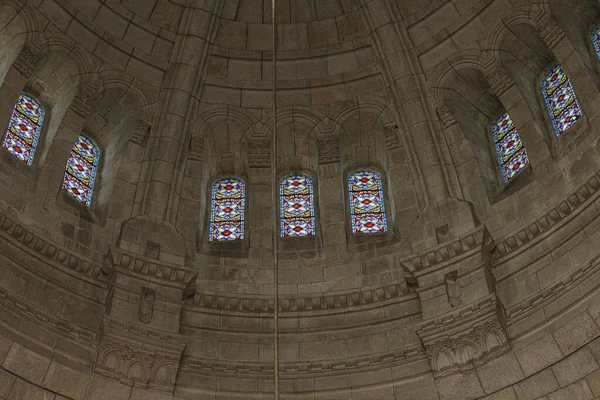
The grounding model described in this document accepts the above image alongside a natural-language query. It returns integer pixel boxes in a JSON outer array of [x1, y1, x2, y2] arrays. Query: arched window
[[62, 135, 99, 207], [348, 171, 387, 234], [491, 112, 529, 182], [592, 25, 600, 60], [540, 64, 583, 137], [209, 178, 245, 241], [2, 93, 45, 165], [280, 175, 315, 237]]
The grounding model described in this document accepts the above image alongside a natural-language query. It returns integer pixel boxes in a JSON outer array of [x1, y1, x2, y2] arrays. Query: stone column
[[119, 4, 223, 264], [359, 0, 476, 247]]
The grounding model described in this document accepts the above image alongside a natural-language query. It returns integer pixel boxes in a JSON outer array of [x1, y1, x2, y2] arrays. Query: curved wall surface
[[0, 0, 600, 399]]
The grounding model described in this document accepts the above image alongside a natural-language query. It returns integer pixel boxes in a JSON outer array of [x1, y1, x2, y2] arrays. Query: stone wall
[[1, 0, 600, 398]]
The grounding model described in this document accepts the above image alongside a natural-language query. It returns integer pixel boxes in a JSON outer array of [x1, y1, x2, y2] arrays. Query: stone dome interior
[[0, 0, 600, 399]]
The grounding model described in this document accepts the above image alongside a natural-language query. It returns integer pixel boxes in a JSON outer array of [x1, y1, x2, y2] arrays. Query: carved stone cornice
[[493, 172, 600, 258], [0, 213, 104, 280], [95, 316, 187, 392], [416, 295, 509, 375]]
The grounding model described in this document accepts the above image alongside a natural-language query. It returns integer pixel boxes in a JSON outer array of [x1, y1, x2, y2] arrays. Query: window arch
[[491, 112, 529, 182], [62, 135, 99, 207], [209, 178, 245, 241], [2, 93, 45, 165], [348, 171, 387, 234], [280, 174, 315, 237], [592, 24, 600, 60], [540, 64, 583, 137]]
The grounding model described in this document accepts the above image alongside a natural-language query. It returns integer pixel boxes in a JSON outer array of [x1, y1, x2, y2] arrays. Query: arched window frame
[[2, 92, 45, 165], [540, 64, 583, 137], [347, 170, 388, 234], [490, 112, 530, 183], [279, 174, 315, 238], [592, 24, 600, 61], [62, 134, 100, 208], [209, 177, 246, 242]]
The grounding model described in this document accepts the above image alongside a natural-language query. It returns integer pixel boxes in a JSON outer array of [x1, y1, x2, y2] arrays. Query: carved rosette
[[317, 136, 340, 164], [538, 18, 563, 49], [416, 295, 509, 375], [486, 66, 512, 96], [248, 139, 270, 167], [95, 317, 186, 392], [436, 103, 457, 128]]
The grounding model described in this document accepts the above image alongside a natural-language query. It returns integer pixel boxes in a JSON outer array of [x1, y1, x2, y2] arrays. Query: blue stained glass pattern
[[491, 112, 529, 182], [2, 93, 44, 165], [209, 178, 245, 241], [348, 171, 388, 234], [541, 65, 583, 136], [280, 175, 315, 237], [62, 135, 99, 207], [592, 25, 600, 60]]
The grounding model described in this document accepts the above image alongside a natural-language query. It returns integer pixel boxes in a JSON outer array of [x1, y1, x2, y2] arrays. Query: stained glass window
[[62, 135, 99, 207], [592, 25, 600, 60], [2, 93, 44, 165], [491, 112, 529, 182], [209, 178, 245, 241], [280, 175, 315, 237], [348, 171, 387, 234], [540, 65, 583, 137]]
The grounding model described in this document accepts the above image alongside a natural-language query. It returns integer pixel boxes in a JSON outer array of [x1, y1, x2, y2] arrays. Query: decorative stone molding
[[486, 66, 512, 96], [416, 295, 509, 374], [436, 103, 457, 128], [131, 120, 151, 146], [493, 172, 600, 258], [248, 139, 270, 167], [95, 316, 187, 392], [317, 136, 340, 164], [189, 135, 203, 161]]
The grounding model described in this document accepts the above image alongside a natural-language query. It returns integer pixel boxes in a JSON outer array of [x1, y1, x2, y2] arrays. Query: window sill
[[56, 190, 106, 226], [278, 234, 322, 257], [346, 229, 397, 253], [199, 238, 250, 258]]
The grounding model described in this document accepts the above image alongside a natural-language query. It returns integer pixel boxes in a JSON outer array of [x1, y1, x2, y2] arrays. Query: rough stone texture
[[0, 0, 600, 399]]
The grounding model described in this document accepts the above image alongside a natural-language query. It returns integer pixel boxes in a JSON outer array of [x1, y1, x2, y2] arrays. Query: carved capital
[[384, 123, 400, 150], [13, 46, 40, 79], [189, 136, 203, 161], [486, 66, 512, 96], [317, 136, 340, 164], [248, 139, 270, 167], [72, 83, 100, 118], [538, 18, 563, 49], [131, 120, 151, 146], [436, 103, 456, 128]]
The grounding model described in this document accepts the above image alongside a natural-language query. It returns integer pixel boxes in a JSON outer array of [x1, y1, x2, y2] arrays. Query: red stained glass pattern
[[541, 65, 582, 136], [280, 175, 315, 237], [348, 171, 388, 234], [62, 135, 99, 207], [491, 112, 529, 182], [210, 178, 245, 241], [2, 93, 44, 165]]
